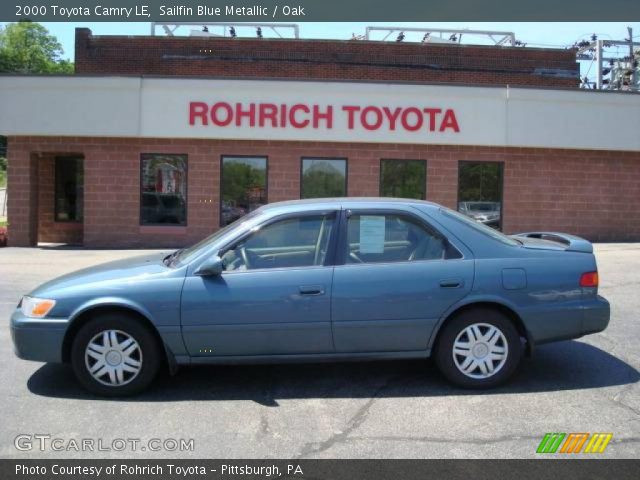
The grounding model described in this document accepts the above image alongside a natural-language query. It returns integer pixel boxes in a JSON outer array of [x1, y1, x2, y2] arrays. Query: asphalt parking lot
[[0, 245, 638, 459]]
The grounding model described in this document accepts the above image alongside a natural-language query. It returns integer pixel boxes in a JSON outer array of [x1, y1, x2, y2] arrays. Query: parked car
[[458, 201, 501, 228], [10, 198, 609, 396]]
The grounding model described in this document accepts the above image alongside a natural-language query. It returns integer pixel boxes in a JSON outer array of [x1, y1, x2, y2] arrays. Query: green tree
[[0, 20, 73, 74]]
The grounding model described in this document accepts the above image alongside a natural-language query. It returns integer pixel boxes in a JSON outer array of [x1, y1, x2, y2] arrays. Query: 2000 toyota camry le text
[[10, 199, 610, 396]]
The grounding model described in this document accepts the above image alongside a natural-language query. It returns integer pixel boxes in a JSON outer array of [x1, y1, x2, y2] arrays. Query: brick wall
[[7, 136, 640, 247], [75, 28, 579, 88]]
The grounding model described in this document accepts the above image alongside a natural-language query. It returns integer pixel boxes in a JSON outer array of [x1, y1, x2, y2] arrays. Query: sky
[[3, 21, 639, 82]]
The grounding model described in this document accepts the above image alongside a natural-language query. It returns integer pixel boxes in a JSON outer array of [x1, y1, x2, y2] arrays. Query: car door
[[181, 210, 339, 357], [331, 208, 474, 353]]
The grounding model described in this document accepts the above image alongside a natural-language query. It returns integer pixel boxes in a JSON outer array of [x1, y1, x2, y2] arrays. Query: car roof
[[259, 197, 441, 216]]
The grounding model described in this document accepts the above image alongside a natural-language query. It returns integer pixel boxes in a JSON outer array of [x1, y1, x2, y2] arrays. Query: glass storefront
[[140, 154, 187, 225], [301, 158, 347, 199], [458, 161, 503, 230], [221, 156, 268, 226], [213, 156, 505, 231], [380, 159, 426, 199]]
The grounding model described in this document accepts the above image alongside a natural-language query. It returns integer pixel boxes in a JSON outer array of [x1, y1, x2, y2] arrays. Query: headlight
[[20, 296, 57, 318]]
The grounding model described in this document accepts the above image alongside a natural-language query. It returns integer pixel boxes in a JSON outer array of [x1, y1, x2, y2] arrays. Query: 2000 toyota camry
[[11, 199, 610, 396]]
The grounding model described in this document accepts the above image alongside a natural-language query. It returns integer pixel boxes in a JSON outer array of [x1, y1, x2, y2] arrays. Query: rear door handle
[[299, 285, 325, 296], [439, 279, 463, 288]]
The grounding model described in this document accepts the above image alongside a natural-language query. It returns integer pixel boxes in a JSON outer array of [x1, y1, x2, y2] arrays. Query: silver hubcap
[[85, 330, 143, 387], [452, 323, 508, 379]]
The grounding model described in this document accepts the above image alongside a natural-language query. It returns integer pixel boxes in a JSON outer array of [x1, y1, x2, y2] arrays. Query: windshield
[[172, 210, 263, 265], [442, 207, 520, 246]]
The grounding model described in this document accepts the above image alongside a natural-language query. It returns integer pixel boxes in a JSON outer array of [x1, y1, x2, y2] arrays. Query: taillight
[[580, 271, 599, 287]]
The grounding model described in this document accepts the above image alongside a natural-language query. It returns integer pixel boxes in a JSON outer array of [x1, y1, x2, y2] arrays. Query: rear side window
[[345, 213, 459, 264]]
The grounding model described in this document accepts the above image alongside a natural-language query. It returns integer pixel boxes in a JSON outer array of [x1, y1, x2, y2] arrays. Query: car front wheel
[[70, 313, 161, 396], [435, 308, 523, 388]]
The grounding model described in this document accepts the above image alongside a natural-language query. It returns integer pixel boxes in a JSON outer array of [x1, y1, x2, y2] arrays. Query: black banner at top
[[2, 0, 640, 22]]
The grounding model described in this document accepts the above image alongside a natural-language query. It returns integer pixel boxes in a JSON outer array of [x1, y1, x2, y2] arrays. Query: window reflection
[[221, 156, 268, 226], [380, 159, 426, 200], [140, 154, 187, 226], [458, 162, 503, 230], [301, 158, 347, 199]]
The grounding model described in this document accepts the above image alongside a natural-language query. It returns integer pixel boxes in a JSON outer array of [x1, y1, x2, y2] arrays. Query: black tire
[[70, 313, 162, 397], [435, 308, 523, 388]]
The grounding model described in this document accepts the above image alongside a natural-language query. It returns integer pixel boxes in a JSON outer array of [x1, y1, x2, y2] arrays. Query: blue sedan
[[10, 199, 610, 396]]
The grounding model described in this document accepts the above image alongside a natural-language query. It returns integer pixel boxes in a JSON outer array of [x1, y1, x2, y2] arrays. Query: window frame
[[220, 154, 269, 228], [139, 153, 188, 227], [335, 208, 460, 267], [300, 157, 348, 199], [54, 155, 84, 223], [217, 209, 343, 274], [379, 158, 427, 200]]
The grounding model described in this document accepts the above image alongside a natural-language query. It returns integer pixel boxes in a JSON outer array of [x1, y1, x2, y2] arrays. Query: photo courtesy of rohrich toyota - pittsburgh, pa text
[[0, 1, 638, 479]]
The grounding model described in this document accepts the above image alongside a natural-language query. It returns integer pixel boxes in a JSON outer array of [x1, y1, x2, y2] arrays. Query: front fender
[[64, 297, 188, 363], [68, 296, 155, 324]]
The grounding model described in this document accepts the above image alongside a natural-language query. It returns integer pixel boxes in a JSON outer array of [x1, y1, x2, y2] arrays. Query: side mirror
[[194, 255, 224, 276]]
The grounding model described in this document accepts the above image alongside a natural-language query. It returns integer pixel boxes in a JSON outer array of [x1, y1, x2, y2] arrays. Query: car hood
[[30, 252, 176, 296]]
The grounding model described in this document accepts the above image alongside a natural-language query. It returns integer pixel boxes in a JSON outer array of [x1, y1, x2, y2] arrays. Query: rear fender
[[427, 294, 533, 353]]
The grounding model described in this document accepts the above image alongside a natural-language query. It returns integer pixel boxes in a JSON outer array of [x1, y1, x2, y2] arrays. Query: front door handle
[[299, 285, 325, 296], [439, 279, 463, 288]]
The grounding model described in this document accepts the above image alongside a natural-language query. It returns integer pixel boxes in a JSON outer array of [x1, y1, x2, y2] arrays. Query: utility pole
[[596, 39, 603, 89]]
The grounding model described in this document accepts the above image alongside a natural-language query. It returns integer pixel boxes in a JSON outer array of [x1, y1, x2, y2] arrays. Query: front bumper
[[10, 309, 69, 363], [582, 295, 610, 335]]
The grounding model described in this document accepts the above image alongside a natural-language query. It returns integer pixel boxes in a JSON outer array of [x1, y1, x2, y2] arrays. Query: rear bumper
[[10, 309, 69, 363], [582, 295, 610, 335], [523, 294, 610, 346]]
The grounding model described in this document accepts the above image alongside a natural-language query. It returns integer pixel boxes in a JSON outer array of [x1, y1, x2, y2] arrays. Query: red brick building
[[73, 28, 579, 88], [2, 28, 639, 247]]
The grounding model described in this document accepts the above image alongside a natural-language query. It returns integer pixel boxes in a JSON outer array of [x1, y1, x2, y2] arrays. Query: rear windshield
[[441, 207, 520, 246]]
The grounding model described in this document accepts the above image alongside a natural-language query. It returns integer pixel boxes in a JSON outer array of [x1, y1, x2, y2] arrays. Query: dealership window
[[301, 158, 347, 199], [221, 156, 268, 226], [380, 159, 426, 199], [140, 154, 187, 226], [458, 161, 504, 230], [54, 156, 84, 222]]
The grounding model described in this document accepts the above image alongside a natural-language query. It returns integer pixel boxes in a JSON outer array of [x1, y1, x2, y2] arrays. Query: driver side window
[[345, 213, 453, 264], [222, 213, 336, 271]]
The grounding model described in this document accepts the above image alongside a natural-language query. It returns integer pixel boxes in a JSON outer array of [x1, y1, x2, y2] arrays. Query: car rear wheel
[[435, 308, 523, 388], [70, 313, 161, 396]]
